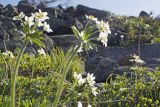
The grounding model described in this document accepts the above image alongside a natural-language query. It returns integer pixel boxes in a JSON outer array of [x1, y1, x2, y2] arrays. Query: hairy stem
[[53, 45, 80, 107], [11, 41, 28, 107]]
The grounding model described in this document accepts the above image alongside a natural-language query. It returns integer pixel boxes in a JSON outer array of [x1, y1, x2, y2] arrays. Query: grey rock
[[50, 34, 76, 47], [7, 29, 26, 40], [85, 56, 119, 82], [145, 58, 160, 64], [139, 11, 150, 17], [3, 4, 18, 17], [0, 4, 3, 8], [76, 5, 110, 18], [24, 47, 37, 56], [113, 66, 130, 75], [0, 4, 3, 14], [97, 44, 160, 61], [17, 0, 36, 15], [144, 58, 160, 68], [65, 6, 76, 14], [117, 54, 134, 66], [43, 34, 54, 51], [0, 40, 18, 52], [48, 19, 73, 35], [1, 17, 16, 31], [0, 30, 10, 40]]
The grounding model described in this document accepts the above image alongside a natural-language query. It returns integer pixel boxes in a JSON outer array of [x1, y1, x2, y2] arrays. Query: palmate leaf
[[39, 36, 46, 41], [31, 38, 45, 48], [30, 31, 43, 38], [23, 24, 30, 34], [84, 26, 93, 40]]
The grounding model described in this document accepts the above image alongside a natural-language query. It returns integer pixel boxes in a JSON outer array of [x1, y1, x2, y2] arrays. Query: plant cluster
[[0, 9, 159, 107], [108, 15, 160, 46]]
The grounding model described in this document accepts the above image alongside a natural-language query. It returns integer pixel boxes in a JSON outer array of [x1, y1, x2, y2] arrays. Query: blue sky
[[0, 0, 160, 16]]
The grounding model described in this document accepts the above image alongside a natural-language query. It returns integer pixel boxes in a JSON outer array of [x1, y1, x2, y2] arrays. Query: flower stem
[[11, 41, 28, 107], [53, 45, 80, 107]]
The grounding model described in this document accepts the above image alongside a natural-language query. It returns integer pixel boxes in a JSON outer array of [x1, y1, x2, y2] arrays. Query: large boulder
[[0, 16, 17, 41], [7, 29, 25, 40], [42, 34, 54, 51], [85, 56, 119, 82], [17, 0, 36, 15], [50, 34, 76, 47], [0, 30, 10, 40], [48, 19, 74, 35], [48, 19, 83, 35], [0, 16, 16, 31], [139, 11, 150, 17], [24, 46, 37, 56], [144, 58, 160, 68], [117, 54, 134, 66], [0, 4, 3, 14], [3, 4, 18, 17], [76, 5, 110, 18]]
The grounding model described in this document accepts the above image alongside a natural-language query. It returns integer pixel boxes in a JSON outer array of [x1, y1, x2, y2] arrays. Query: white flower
[[96, 20, 111, 34], [114, 33, 118, 35], [78, 93, 81, 96], [97, 31, 108, 47], [73, 72, 82, 80], [78, 101, 83, 107], [37, 21, 44, 27], [136, 59, 144, 64], [130, 66, 139, 70], [43, 22, 53, 33], [78, 77, 86, 86], [85, 15, 97, 22], [13, 12, 25, 20], [2, 51, 14, 58], [91, 86, 98, 96], [87, 104, 92, 107], [120, 35, 124, 39], [24, 16, 35, 27], [34, 9, 49, 21], [38, 48, 46, 56], [112, 82, 118, 85], [73, 72, 86, 85], [86, 73, 95, 86], [130, 54, 145, 64], [119, 88, 127, 92]]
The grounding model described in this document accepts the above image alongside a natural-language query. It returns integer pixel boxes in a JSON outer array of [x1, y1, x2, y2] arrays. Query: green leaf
[[39, 36, 46, 41], [31, 38, 45, 48], [23, 24, 30, 34], [84, 26, 93, 39], [30, 31, 43, 38], [71, 26, 81, 40]]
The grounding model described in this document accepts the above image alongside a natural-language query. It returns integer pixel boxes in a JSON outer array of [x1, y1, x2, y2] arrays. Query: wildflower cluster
[[73, 72, 98, 96], [72, 15, 111, 53], [37, 48, 46, 56], [130, 54, 145, 64], [85, 15, 111, 46], [2, 51, 15, 58], [13, 10, 52, 33], [78, 101, 92, 107]]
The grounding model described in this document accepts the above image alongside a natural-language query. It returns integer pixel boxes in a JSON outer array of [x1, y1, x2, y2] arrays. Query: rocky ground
[[0, 0, 159, 82]]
